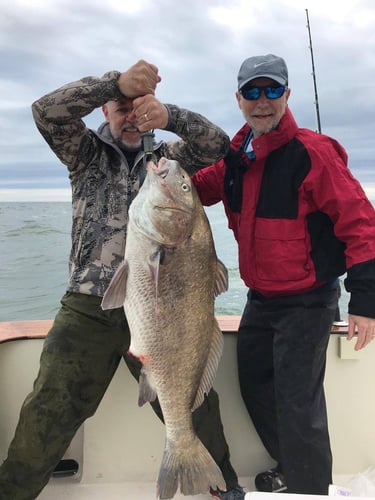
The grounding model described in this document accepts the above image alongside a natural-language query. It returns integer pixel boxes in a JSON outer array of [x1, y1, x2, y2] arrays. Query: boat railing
[[0, 317, 349, 344]]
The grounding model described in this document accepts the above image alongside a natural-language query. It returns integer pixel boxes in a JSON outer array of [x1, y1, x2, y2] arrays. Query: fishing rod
[[305, 8, 322, 133]]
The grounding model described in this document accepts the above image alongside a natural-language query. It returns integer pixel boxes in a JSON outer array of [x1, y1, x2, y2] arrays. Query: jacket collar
[[231, 107, 299, 160], [95, 121, 164, 161]]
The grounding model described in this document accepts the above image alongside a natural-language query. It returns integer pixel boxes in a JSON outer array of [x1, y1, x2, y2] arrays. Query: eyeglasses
[[240, 85, 287, 101]]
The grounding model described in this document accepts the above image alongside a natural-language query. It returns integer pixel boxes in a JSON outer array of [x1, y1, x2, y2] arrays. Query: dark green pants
[[0, 292, 238, 499]]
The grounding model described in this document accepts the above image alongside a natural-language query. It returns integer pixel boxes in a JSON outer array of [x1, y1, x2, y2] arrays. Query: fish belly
[[125, 244, 225, 498]]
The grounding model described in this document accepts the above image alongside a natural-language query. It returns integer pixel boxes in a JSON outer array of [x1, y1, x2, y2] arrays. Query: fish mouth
[[147, 160, 169, 178], [154, 205, 188, 213]]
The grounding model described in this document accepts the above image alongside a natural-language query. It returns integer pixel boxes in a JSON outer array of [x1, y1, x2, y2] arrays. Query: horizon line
[[0, 188, 71, 202], [1, 185, 375, 202]]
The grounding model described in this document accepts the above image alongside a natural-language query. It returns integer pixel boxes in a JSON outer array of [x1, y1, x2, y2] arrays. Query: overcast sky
[[1, 0, 374, 201]]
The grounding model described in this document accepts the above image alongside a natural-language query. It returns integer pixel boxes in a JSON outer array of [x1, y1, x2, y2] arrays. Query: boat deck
[[0, 320, 372, 499], [37, 475, 353, 499], [39, 476, 253, 499]]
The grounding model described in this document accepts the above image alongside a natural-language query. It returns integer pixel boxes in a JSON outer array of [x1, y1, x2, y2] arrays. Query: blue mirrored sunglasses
[[240, 85, 287, 101]]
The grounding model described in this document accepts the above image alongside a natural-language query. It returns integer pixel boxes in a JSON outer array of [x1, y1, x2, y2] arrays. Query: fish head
[[130, 157, 197, 246]]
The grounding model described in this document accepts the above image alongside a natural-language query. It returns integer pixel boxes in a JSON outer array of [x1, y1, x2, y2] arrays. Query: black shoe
[[210, 485, 246, 499], [255, 468, 287, 492]]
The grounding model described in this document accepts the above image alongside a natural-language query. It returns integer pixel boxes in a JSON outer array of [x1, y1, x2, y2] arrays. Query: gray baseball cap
[[238, 54, 288, 89]]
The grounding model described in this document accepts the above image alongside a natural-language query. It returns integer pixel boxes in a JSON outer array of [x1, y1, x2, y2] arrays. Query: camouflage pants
[[0, 292, 238, 499]]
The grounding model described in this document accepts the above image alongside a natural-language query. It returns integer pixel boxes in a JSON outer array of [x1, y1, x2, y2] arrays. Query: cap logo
[[237, 54, 288, 89]]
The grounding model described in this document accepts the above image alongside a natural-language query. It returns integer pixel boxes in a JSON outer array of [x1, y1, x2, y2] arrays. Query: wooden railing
[[0, 317, 349, 344]]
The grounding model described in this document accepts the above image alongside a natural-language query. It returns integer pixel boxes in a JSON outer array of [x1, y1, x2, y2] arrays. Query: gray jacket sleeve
[[31, 71, 123, 171], [162, 104, 230, 174], [31, 72, 229, 174]]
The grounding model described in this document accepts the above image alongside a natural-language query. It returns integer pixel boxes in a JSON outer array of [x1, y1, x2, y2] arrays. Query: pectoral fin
[[148, 248, 162, 283], [148, 246, 174, 282], [101, 261, 128, 310]]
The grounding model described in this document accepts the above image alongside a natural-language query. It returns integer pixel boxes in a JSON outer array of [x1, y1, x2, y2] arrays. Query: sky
[[1, 0, 374, 201]]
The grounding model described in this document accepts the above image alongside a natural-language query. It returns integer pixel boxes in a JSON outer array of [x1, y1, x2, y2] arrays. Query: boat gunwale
[[0, 317, 349, 344]]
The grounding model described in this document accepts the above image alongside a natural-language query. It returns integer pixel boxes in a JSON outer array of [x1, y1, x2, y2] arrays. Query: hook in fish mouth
[[146, 164, 169, 181], [157, 167, 169, 179], [147, 157, 170, 179]]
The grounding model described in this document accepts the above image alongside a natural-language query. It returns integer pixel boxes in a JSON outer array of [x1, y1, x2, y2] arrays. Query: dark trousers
[[237, 288, 338, 495], [0, 292, 238, 499]]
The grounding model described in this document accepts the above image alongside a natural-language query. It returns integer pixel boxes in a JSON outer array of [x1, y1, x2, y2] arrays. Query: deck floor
[[39, 477, 253, 499], [38, 476, 353, 499]]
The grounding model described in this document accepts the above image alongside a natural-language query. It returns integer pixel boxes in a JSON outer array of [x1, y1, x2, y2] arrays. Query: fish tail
[[157, 436, 226, 499]]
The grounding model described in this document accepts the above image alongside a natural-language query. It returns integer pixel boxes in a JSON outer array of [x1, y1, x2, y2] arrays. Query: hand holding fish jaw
[[117, 59, 161, 98], [133, 94, 169, 132]]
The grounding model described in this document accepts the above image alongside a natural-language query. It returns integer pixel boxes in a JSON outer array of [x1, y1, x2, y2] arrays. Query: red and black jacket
[[192, 108, 375, 317]]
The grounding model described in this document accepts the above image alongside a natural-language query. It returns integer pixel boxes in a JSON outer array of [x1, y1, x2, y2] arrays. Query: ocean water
[[0, 202, 248, 322], [0, 200, 360, 322], [0, 202, 72, 321]]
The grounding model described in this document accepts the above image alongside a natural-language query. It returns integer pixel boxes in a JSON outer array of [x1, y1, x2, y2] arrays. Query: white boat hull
[[0, 322, 374, 497]]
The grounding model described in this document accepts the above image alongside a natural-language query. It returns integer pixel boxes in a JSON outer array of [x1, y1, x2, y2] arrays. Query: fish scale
[[102, 157, 228, 499]]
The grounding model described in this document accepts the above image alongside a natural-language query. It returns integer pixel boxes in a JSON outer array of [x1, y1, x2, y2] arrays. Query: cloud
[[1, 0, 374, 200]]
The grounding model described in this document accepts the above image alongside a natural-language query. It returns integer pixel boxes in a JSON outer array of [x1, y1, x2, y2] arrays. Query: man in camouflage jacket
[[0, 60, 244, 500]]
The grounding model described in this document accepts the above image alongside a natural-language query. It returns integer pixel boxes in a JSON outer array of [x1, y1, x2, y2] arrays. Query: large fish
[[101, 157, 228, 499]]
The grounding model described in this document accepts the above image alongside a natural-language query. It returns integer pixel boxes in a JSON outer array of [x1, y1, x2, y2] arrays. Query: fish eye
[[181, 183, 190, 192]]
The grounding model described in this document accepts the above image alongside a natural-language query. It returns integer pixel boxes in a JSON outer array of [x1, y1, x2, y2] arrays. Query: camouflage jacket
[[32, 71, 229, 296]]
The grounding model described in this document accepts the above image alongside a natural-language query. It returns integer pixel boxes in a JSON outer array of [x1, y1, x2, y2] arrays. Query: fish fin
[[157, 436, 225, 499], [148, 247, 163, 282], [192, 319, 224, 411], [214, 259, 229, 297], [101, 261, 128, 310], [148, 247, 176, 282], [138, 367, 158, 407]]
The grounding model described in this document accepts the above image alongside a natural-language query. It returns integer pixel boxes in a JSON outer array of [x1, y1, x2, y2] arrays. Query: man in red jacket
[[193, 54, 375, 495]]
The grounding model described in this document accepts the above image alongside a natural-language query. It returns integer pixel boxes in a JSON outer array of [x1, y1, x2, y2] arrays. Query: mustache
[[122, 125, 140, 133]]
